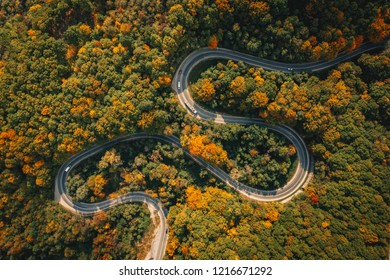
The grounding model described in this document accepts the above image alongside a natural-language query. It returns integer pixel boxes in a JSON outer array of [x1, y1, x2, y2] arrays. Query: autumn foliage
[[209, 35, 218, 49], [368, 8, 390, 43], [87, 174, 108, 199], [167, 186, 282, 259], [191, 78, 216, 101], [0, 0, 389, 261], [183, 134, 228, 167]]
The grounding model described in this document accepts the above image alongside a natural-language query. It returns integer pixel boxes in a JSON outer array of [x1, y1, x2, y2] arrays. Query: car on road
[[65, 166, 71, 172], [185, 102, 198, 115], [287, 67, 293, 71], [177, 81, 181, 89]]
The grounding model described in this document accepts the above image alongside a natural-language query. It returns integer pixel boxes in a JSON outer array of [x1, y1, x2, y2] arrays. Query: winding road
[[55, 40, 388, 260]]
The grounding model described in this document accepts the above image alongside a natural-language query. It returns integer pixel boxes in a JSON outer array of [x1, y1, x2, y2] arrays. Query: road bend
[[55, 40, 388, 259]]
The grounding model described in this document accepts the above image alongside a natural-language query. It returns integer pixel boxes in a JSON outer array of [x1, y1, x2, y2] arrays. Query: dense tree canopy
[[0, 0, 388, 259]]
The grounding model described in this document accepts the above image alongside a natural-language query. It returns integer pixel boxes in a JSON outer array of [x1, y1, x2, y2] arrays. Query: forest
[[0, 0, 389, 259]]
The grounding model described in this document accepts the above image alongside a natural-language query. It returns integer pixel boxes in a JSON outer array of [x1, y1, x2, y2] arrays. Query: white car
[[184, 102, 198, 115], [65, 166, 71, 172]]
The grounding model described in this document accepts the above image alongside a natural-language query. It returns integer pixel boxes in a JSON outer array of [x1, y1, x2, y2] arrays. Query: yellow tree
[[186, 186, 208, 210], [184, 134, 228, 167], [248, 1, 269, 17], [229, 76, 246, 97], [267, 82, 309, 123], [250, 91, 269, 108], [192, 78, 216, 101], [87, 174, 108, 198], [216, 0, 233, 14]]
